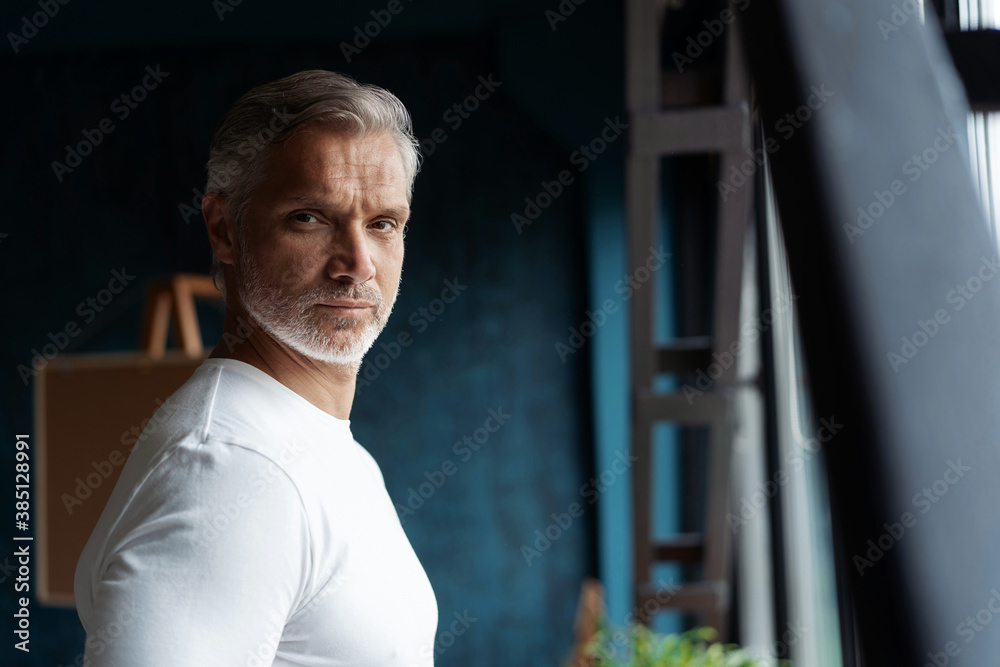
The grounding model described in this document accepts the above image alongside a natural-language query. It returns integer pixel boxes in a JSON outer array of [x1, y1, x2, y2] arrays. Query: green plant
[[576, 622, 778, 667]]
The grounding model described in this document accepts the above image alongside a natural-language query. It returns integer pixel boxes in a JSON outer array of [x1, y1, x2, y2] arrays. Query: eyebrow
[[284, 195, 410, 221]]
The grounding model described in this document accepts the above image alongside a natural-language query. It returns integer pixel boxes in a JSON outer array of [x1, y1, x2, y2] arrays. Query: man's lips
[[316, 300, 374, 310]]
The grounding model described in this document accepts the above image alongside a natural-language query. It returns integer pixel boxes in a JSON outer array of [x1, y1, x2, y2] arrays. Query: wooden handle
[[568, 578, 605, 667], [139, 274, 223, 357]]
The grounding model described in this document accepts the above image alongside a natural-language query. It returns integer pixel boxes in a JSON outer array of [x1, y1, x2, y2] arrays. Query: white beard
[[233, 232, 398, 366]]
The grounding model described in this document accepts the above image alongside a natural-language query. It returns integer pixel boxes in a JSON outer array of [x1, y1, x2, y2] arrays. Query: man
[[74, 70, 438, 665]]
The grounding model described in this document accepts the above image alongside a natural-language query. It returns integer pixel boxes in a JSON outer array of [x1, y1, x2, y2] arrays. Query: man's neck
[[207, 304, 359, 421]]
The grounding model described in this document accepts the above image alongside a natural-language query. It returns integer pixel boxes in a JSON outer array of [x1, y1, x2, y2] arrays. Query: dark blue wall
[[0, 1, 625, 665]]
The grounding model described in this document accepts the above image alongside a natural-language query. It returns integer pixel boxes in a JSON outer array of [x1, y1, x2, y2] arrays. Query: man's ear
[[202, 192, 237, 266]]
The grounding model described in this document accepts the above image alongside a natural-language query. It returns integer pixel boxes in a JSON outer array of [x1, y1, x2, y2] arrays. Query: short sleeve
[[80, 440, 312, 666], [354, 442, 387, 488]]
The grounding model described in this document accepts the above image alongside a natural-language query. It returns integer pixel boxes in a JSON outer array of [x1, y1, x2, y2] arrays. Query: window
[[960, 0, 1000, 244]]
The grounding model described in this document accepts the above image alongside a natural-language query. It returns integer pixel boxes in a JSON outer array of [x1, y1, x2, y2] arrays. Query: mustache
[[298, 283, 382, 305], [235, 243, 382, 305]]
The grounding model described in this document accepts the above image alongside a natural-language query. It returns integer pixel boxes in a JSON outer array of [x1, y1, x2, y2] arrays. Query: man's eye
[[371, 220, 395, 231], [293, 213, 318, 224]]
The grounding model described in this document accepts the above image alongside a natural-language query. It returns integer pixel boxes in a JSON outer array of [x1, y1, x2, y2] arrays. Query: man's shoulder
[[128, 357, 372, 494], [145, 358, 328, 456]]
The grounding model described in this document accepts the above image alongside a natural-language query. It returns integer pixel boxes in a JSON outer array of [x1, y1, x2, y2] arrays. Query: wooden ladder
[[625, 0, 752, 640]]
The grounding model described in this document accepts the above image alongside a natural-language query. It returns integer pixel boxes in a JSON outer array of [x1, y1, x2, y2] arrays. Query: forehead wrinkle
[[317, 162, 401, 191], [257, 130, 408, 218]]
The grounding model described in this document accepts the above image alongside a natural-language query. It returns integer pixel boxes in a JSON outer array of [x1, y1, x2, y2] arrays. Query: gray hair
[[204, 70, 421, 294]]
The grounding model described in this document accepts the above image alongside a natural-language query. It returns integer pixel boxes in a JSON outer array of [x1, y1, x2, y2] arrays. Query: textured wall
[[0, 1, 624, 662]]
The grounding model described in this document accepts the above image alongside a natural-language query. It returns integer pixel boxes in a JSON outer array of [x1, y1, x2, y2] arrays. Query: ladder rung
[[651, 533, 704, 563], [660, 67, 722, 108], [656, 337, 713, 373], [632, 106, 747, 155], [636, 580, 728, 614], [635, 389, 727, 425]]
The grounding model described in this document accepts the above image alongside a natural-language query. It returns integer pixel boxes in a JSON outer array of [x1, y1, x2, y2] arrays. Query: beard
[[233, 231, 398, 367]]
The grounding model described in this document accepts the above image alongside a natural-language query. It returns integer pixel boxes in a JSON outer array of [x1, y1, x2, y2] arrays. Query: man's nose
[[325, 225, 376, 284]]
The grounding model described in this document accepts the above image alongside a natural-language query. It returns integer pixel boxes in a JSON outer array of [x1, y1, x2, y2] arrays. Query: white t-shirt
[[74, 357, 438, 666]]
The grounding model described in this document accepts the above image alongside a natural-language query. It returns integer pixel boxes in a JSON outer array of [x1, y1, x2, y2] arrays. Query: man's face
[[231, 125, 409, 366]]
